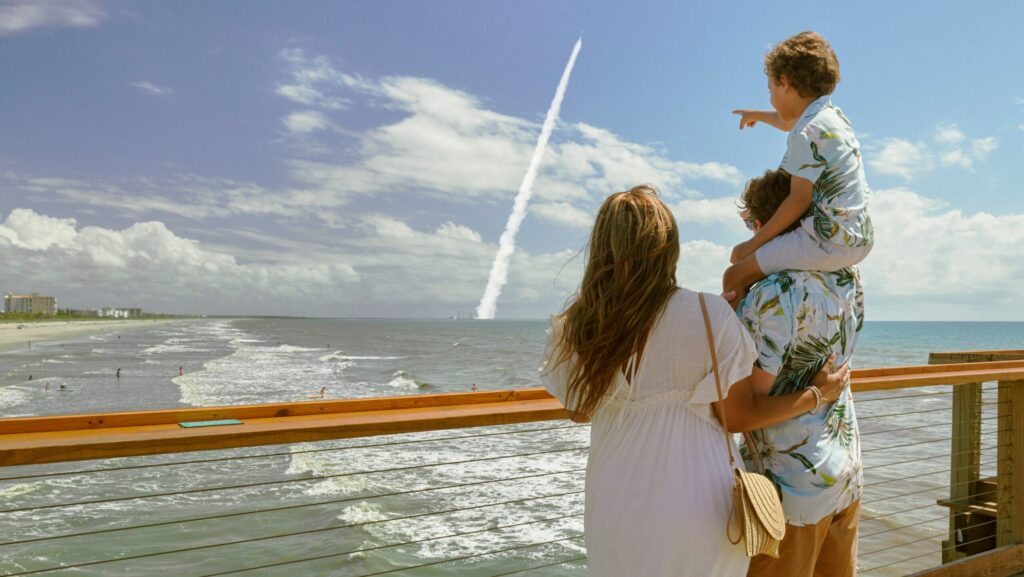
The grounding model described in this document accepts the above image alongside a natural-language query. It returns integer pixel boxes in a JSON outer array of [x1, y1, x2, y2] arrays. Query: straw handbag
[[699, 293, 786, 558]]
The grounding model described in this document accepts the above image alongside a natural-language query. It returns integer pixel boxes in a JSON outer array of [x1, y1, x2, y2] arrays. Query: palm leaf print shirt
[[737, 267, 865, 525], [781, 96, 874, 249]]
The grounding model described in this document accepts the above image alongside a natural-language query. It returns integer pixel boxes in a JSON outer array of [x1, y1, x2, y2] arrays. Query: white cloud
[[276, 49, 351, 110], [868, 138, 932, 179], [0, 0, 104, 35], [871, 126, 997, 178], [282, 110, 329, 134], [677, 239, 731, 292], [934, 124, 965, 144], [938, 136, 997, 170], [0, 208, 359, 313], [435, 221, 482, 243], [971, 137, 998, 157], [129, 80, 171, 96], [530, 202, 593, 229], [940, 149, 971, 169], [860, 187, 1024, 314], [672, 197, 745, 231], [277, 51, 744, 211]]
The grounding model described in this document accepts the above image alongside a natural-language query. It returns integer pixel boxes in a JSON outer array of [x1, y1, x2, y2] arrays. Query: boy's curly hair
[[764, 31, 840, 98], [740, 169, 804, 234]]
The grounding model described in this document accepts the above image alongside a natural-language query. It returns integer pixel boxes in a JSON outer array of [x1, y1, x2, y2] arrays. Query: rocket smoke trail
[[476, 36, 582, 320]]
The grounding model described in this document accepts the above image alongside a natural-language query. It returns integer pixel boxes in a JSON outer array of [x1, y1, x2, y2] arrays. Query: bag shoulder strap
[[698, 292, 736, 468]]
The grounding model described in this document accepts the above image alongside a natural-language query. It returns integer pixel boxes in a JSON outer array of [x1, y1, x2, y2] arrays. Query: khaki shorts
[[754, 226, 871, 276], [747, 499, 861, 577]]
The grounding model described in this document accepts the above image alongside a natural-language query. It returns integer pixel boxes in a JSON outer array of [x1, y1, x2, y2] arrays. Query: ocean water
[[0, 319, 1022, 576]]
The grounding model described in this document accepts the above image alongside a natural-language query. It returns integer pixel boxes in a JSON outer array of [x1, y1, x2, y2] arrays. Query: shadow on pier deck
[[2, 351, 1024, 576]]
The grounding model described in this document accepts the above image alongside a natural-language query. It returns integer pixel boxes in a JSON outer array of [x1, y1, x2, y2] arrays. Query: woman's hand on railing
[[812, 353, 850, 403]]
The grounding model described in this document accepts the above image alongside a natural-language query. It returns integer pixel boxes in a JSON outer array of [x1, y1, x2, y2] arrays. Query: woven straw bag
[[699, 293, 786, 558]]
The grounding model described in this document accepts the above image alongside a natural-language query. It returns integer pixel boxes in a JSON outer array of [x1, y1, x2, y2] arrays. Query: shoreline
[[0, 319, 185, 353]]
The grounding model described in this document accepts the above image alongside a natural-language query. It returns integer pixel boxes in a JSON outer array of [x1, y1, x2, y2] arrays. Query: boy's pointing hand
[[733, 109, 759, 129]]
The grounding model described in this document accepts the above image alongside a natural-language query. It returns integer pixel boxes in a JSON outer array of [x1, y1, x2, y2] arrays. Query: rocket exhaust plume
[[476, 36, 582, 320]]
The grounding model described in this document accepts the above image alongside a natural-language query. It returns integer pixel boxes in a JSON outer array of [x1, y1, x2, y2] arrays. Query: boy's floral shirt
[[781, 95, 874, 249], [737, 267, 864, 525]]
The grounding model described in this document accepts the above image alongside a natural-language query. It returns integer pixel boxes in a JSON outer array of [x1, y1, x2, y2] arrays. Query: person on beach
[[540, 185, 850, 577], [736, 169, 864, 577], [725, 31, 873, 306]]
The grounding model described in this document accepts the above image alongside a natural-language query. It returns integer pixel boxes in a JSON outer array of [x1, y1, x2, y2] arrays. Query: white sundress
[[540, 289, 758, 577]]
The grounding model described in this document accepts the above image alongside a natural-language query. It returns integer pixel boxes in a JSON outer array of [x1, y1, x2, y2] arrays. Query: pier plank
[[906, 544, 1024, 577]]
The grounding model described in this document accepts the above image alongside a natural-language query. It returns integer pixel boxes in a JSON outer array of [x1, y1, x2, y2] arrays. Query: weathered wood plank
[[0, 388, 555, 435], [0, 397, 568, 466], [905, 544, 1024, 577], [1, 361, 1024, 467], [946, 382, 984, 562], [931, 351, 1024, 364], [997, 381, 1024, 548]]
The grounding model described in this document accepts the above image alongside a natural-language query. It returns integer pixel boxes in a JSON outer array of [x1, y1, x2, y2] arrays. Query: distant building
[[4, 293, 57, 315], [97, 307, 143, 318]]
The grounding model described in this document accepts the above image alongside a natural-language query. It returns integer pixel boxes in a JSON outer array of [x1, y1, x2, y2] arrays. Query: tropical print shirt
[[737, 267, 865, 525], [781, 95, 874, 249]]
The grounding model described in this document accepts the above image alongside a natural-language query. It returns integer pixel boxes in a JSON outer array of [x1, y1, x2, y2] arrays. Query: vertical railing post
[[996, 379, 1024, 547], [944, 381, 982, 562], [931, 352, 985, 562]]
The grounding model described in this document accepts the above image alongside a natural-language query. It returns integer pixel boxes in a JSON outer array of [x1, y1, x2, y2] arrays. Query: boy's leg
[[723, 254, 765, 309], [757, 227, 871, 274]]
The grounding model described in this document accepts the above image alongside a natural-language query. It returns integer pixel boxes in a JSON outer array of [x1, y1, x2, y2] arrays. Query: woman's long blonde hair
[[552, 185, 680, 416]]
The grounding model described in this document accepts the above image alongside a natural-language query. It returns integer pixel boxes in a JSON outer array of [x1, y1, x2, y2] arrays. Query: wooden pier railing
[[2, 356, 1024, 576], [928, 351, 1024, 572]]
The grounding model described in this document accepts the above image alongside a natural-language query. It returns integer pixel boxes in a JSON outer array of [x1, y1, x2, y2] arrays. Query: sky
[[1, 0, 1023, 320]]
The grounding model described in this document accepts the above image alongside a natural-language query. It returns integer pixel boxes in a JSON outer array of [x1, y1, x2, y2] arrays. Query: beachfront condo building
[[4, 293, 57, 315], [97, 307, 143, 318]]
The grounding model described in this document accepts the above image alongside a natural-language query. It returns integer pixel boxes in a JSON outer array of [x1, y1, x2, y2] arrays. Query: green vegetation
[[0, 310, 184, 324]]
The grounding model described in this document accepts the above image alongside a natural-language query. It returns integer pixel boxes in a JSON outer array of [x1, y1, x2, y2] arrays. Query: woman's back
[[541, 288, 756, 577], [592, 289, 753, 425]]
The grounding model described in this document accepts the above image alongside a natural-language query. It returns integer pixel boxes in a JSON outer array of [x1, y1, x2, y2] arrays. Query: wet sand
[[0, 319, 181, 352]]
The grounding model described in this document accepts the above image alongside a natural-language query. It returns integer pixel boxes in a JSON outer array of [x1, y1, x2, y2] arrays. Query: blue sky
[[1, 0, 1023, 319]]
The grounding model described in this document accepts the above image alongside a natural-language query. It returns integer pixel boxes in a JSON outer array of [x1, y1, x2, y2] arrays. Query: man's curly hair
[[764, 31, 840, 98], [740, 169, 804, 234]]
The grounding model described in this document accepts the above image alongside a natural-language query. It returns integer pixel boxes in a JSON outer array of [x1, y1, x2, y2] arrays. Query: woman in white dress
[[540, 185, 848, 577]]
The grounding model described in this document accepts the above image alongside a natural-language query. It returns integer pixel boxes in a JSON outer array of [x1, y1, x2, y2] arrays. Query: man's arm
[[733, 109, 797, 132]]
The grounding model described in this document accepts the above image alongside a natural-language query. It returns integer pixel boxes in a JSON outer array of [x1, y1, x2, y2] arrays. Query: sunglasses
[[739, 210, 756, 232]]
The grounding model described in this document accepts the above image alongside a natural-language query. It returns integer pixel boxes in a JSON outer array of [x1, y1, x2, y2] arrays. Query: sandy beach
[[0, 319, 183, 352]]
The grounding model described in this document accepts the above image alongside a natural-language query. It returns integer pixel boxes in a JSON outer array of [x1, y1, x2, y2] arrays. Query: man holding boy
[[736, 169, 864, 577]]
